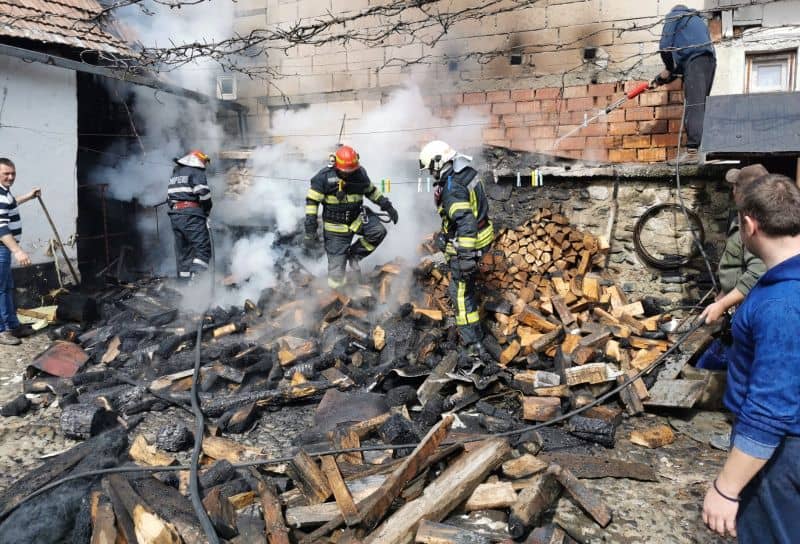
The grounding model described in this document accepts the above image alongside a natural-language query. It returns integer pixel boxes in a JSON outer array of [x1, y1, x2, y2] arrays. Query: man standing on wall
[[0, 158, 40, 345], [419, 140, 493, 358], [702, 174, 800, 542], [167, 150, 213, 282], [656, 4, 716, 165]]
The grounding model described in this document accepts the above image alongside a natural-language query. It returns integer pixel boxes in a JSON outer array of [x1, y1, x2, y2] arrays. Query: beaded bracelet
[[713, 479, 741, 503]]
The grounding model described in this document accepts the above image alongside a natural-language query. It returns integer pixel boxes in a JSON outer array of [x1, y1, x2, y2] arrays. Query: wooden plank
[[578, 329, 612, 349], [365, 438, 511, 544], [414, 520, 491, 543], [417, 353, 458, 407], [643, 380, 705, 409], [320, 456, 360, 526], [508, 471, 562, 540], [202, 435, 263, 464], [522, 397, 562, 422], [358, 415, 455, 531], [103, 474, 182, 544], [629, 336, 670, 352], [463, 482, 518, 511], [499, 340, 521, 366], [502, 454, 548, 479], [551, 465, 612, 528], [537, 453, 657, 481], [564, 363, 614, 386], [286, 449, 332, 505], [90, 494, 117, 544]]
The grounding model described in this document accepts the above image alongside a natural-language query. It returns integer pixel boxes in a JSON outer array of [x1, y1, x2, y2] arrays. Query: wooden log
[[617, 373, 645, 416], [630, 425, 675, 449], [90, 494, 117, 544], [611, 301, 644, 319], [630, 348, 662, 370], [570, 346, 597, 366], [202, 435, 263, 464], [250, 470, 290, 544], [287, 449, 332, 505], [550, 465, 612, 528], [413, 308, 443, 321], [502, 454, 548, 479], [414, 520, 491, 543], [219, 402, 258, 434], [529, 327, 564, 353], [518, 307, 558, 332], [499, 340, 521, 366], [508, 471, 562, 539], [346, 413, 392, 440], [156, 424, 193, 453], [358, 415, 454, 531], [60, 404, 115, 440], [564, 363, 614, 386], [551, 295, 576, 326], [331, 427, 363, 466], [578, 329, 612, 349], [320, 456, 360, 526], [629, 337, 670, 352], [560, 333, 581, 355], [203, 486, 237, 538], [567, 415, 616, 448], [103, 474, 182, 544], [129, 435, 177, 467], [463, 482, 518, 511], [365, 438, 511, 544], [582, 276, 600, 301], [522, 397, 562, 422], [417, 353, 458, 407]]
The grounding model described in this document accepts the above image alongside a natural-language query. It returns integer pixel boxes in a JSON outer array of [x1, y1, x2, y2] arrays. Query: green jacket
[[718, 218, 766, 296]]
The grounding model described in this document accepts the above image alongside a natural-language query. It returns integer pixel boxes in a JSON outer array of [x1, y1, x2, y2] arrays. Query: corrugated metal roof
[[0, 0, 132, 55]]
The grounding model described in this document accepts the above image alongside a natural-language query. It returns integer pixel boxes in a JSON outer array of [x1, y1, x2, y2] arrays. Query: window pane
[[754, 63, 785, 89], [219, 77, 235, 94]]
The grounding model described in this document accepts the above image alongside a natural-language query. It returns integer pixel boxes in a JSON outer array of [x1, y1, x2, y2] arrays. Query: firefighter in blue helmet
[[304, 145, 399, 289], [167, 150, 212, 282], [419, 140, 493, 352]]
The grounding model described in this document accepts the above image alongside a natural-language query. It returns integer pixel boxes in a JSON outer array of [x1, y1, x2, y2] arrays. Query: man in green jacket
[[697, 164, 768, 369]]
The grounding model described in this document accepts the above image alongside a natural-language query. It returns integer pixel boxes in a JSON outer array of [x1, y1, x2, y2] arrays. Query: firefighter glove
[[381, 200, 399, 224], [654, 72, 676, 87], [455, 255, 477, 275], [434, 231, 447, 252]]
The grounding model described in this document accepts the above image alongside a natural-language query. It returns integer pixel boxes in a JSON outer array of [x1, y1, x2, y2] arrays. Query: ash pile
[[0, 208, 714, 543]]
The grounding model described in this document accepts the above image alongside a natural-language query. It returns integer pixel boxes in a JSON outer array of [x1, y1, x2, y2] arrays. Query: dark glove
[[434, 232, 447, 252], [453, 254, 477, 276], [380, 200, 399, 224], [653, 72, 676, 87]]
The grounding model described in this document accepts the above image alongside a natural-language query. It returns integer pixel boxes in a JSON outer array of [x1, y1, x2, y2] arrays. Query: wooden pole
[[36, 195, 80, 284]]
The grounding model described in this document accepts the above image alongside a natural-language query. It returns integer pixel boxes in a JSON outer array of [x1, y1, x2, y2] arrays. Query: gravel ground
[[0, 331, 733, 543]]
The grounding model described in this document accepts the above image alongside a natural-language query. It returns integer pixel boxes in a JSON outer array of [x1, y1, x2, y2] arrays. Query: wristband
[[713, 479, 740, 503]]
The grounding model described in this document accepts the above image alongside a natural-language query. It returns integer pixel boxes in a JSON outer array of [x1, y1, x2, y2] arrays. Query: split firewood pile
[[0, 210, 709, 543]]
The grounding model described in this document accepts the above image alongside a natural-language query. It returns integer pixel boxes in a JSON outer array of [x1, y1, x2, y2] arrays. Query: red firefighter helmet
[[333, 145, 360, 173]]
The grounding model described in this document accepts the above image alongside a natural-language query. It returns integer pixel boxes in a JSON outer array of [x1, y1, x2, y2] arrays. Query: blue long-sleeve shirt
[[724, 253, 800, 459], [659, 5, 715, 74]]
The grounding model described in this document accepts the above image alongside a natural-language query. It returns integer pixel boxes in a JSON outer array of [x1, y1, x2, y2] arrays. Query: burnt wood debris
[[0, 208, 714, 543]]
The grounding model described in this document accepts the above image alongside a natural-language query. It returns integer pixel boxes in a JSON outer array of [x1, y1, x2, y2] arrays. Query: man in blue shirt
[[657, 5, 716, 164], [703, 174, 800, 542]]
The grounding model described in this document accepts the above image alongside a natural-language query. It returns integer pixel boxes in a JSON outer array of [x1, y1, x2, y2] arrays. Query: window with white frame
[[746, 51, 796, 93], [216, 75, 237, 100]]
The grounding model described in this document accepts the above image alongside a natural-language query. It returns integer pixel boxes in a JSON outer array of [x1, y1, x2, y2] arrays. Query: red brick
[[655, 105, 684, 119], [465, 104, 491, 115], [638, 147, 667, 162], [580, 123, 608, 136], [556, 124, 580, 137], [585, 136, 614, 148], [524, 113, 557, 126], [624, 80, 649, 93], [463, 92, 486, 105], [639, 91, 669, 107], [623, 135, 651, 148], [668, 119, 683, 133], [583, 148, 609, 163], [557, 137, 586, 150], [652, 133, 680, 147], [535, 87, 562, 99], [609, 149, 637, 163], [437, 106, 456, 118], [638, 119, 668, 134], [608, 121, 638, 135], [492, 102, 516, 114], [563, 85, 588, 98], [533, 138, 556, 151], [531, 125, 556, 138], [487, 90, 511, 103], [625, 107, 655, 121], [482, 127, 506, 140], [488, 115, 502, 127], [605, 109, 626, 123], [588, 83, 618, 97], [539, 99, 562, 112], [567, 97, 595, 111], [442, 92, 464, 105], [669, 91, 684, 104], [506, 127, 530, 140], [560, 111, 589, 125], [516, 101, 539, 114], [511, 89, 535, 101], [501, 114, 524, 127]]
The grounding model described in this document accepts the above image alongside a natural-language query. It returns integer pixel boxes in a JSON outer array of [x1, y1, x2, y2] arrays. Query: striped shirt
[[0, 186, 21, 242], [167, 165, 212, 211]]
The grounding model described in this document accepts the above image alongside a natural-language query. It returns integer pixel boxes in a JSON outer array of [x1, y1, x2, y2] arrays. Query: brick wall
[[425, 79, 686, 164]]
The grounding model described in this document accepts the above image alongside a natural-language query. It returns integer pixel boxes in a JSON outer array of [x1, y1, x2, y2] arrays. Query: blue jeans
[[0, 246, 20, 332], [737, 437, 800, 543]]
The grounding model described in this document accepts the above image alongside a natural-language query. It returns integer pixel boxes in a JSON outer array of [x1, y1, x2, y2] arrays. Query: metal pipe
[[36, 195, 80, 285]]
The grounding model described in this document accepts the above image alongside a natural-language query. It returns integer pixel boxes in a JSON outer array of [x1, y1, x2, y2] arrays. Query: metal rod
[[36, 195, 80, 285]]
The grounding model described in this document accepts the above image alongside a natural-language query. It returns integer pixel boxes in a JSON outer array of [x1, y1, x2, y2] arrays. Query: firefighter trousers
[[323, 208, 386, 288], [168, 211, 211, 279], [448, 266, 483, 345]]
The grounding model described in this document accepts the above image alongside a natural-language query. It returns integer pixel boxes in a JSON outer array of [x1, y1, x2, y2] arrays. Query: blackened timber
[[90, 494, 117, 544], [550, 465, 612, 527], [103, 474, 182, 543], [508, 470, 562, 539], [60, 403, 116, 440], [203, 487, 238, 539], [286, 449, 332, 505], [250, 471, 290, 544], [200, 381, 332, 417], [218, 402, 258, 434], [567, 415, 616, 448]]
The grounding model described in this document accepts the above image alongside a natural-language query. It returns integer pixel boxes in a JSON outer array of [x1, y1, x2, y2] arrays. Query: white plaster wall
[[0, 55, 78, 268]]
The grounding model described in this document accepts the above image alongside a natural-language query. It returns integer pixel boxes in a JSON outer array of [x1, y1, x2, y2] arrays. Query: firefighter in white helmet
[[419, 140, 494, 353]]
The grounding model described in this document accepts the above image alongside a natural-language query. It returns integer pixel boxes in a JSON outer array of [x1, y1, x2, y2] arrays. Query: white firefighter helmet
[[419, 140, 457, 180], [175, 150, 211, 169]]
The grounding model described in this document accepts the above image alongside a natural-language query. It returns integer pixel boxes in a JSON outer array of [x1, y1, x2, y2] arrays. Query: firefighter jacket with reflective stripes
[[438, 166, 493, 257], [167, 165, 212, 214], [305, 166, 387, 235]]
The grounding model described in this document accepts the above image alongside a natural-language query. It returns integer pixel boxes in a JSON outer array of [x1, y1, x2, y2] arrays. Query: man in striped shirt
[[167, 150, 213, 282], [0, 158, 41, 345]]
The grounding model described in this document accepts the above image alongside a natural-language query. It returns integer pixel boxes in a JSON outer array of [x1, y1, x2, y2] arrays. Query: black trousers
[[323, 208, 387, 288], [683, 54, 716, 149], [448, 266, 483, 345], [168, 211, 211, 279]]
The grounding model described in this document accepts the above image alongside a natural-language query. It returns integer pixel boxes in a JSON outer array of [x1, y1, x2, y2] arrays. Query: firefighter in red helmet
[[304, 145, 398, 288]]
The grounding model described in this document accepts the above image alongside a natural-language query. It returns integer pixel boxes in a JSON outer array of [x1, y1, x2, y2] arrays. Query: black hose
[[0, 312, 706, 522], [633, 203, 705, 269]]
